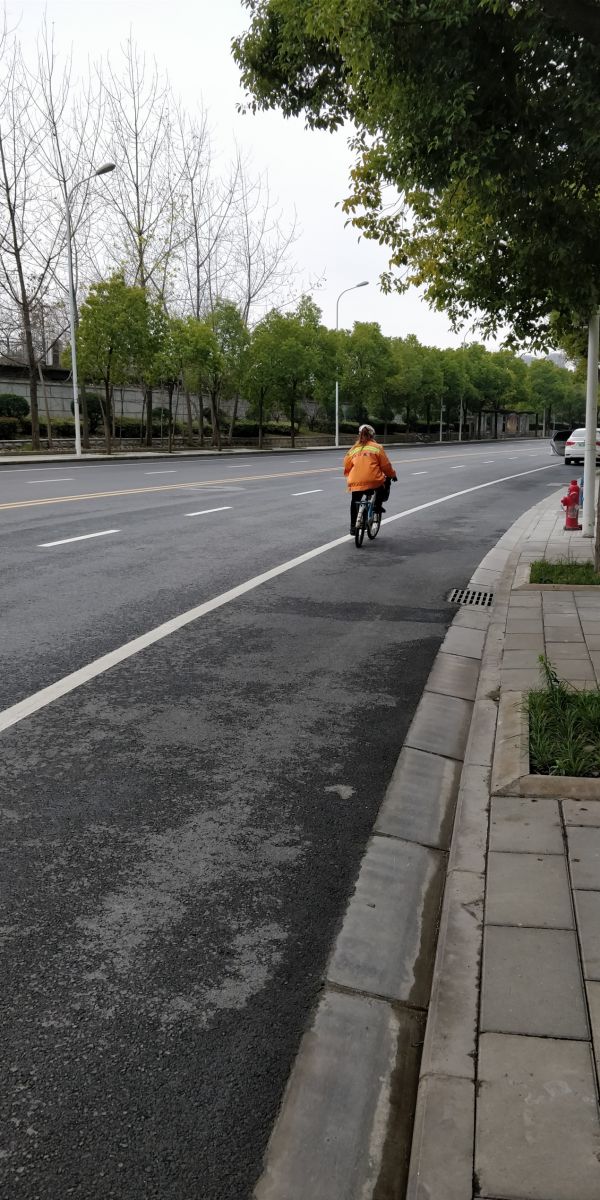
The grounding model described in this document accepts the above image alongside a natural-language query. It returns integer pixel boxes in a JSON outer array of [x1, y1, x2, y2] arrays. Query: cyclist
[[343, 424, 397, 534]]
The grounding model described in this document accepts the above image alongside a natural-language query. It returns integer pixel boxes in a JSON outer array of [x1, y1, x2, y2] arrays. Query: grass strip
[[527, 657, 600, 776], [529, 559, 600, 585]]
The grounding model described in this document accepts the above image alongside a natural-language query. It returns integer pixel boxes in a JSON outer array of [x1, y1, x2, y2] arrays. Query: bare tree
[[0, 27, 65, 449], [229, 159, 297, 324], [174, 105, 240, 320]]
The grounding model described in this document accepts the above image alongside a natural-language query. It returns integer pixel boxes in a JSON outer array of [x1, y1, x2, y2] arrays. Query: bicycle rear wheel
[[367, 509, 381, 539], [354, 500, 366, 547]]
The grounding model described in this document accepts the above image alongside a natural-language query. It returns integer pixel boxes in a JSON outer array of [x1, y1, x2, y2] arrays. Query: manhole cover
[[447, 587, 494, 608]]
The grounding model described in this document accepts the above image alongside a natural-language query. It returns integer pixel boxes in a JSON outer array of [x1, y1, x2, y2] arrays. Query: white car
[[564, 427, 600, 466]]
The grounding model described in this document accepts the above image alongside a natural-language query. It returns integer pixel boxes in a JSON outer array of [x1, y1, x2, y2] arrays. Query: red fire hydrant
[[561, 479, 582, 531]]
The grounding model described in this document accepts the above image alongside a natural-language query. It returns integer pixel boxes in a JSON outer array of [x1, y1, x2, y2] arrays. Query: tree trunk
[[144, 387, 153, 447], [185, 390, 193, 447], [258, 390, 264, 450], [27, 365, 40, 450], [38, 363, 53, 450], [425, 402, 431, 433], [81, 388, 90, 451], [228, 394, 239, 446], [102, 381, 112, 454], [209, 390, 221, 448], [405, 403, 411, 432], [198, 397, 205, 447], [290, 386, 296, 449], [167, 383, 174, 453]]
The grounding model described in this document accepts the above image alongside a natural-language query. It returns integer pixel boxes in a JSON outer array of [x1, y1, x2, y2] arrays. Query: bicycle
[[353, 490, 382, 547]]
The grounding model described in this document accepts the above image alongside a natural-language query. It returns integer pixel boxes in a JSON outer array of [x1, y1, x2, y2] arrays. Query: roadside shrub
[[72, 393, 103, 435], [0, 393, 29, 423], [0, 416, 19, 438]]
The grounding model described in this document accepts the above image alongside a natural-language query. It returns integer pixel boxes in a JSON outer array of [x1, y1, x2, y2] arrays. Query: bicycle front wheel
[[367, 509, 381, 539], [355, 521, 365, 547]]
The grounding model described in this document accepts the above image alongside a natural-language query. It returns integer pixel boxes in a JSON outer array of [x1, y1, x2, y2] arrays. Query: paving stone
[[505, 617, 544, 634], [502, 649, 545, 669], [404, 692, 473, 762], [574, 891, 600, 979], [504, 633, 545, 651], [490, 796, 563, 853], [441, 623, 486, 660], [419, 869, 483, 1080], [374, 746, 461, 849], [481, 926, 588, 1038], [541, 613, 583, 627], [486, 851, 573, 928], [476, 1033, 600, 1200], [406, 1076, 474, 1200], [544, 641, 592, 659], [567, 825, 600, 889], [501, 667, 545, 689], [542, 626, 585, 642], [555, 661, 596, 681], [327, 835, 445, 1005], [254, 989, 424, 1200], [563, 799, 600, 826], [509, 594, 543, 608], [425, 652, 480, 701]]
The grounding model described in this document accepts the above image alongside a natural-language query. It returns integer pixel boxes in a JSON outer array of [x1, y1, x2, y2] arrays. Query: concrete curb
[[251, 488, 562, 1200], [405, 489, 567, 1200], [252, 549, 511, 1198]]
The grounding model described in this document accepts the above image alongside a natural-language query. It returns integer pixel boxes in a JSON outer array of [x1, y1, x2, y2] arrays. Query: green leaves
[[234, 1, 600, 344]]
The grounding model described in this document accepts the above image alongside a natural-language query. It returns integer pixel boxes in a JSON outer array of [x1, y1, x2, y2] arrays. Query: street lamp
[[335, 281, 369, 447], [64, 162, 116, 456]]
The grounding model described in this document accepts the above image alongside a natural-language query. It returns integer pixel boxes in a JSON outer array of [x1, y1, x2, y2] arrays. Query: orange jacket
[[343, 440, 395, 492]]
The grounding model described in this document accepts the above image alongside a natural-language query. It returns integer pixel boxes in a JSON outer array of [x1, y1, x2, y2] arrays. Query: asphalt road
[[0, 441, 564, 1198]]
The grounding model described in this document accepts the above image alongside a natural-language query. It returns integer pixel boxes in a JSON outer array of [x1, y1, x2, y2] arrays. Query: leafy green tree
[[390, 335, 423, 432], [76, 274, 153, 453], [341, 321, 396, 426], [196, 302, 249, 448], [0, 394, 29, 424], [234, 3, 600, 345]]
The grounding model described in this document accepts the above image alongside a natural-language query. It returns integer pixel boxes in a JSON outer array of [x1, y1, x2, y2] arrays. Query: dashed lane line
[[39, 529, 120, 548], [0, 462, 557, 735], [292, 489, 322, 496], [185, 507, 232, 517]]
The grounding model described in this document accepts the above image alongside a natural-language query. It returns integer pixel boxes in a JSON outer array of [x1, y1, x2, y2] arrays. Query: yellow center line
[[0, 448, 544, 513], [0, 466, 338, 512]]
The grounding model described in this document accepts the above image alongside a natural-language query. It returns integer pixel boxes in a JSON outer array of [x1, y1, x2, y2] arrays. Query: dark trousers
[[350, 482, 388, 527]]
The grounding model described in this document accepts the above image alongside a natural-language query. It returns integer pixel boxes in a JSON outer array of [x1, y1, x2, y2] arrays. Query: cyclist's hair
[[357, 424, 375, 444]]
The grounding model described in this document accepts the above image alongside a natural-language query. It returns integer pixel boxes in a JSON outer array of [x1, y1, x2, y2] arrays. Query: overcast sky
[[8, 0, 496, 347]]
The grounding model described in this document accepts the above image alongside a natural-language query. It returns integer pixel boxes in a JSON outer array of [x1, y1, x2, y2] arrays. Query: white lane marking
[[292, 489, 322, 496], [39, 529, 120, 548], [185, 506, 232, 517], [28, 478, 74, 484], [412, 471, 427, 475], [483, 460, 495, 463], [0, 462, 557, 735], [450, 465, 465, 469], [144, 470, 177, 475]]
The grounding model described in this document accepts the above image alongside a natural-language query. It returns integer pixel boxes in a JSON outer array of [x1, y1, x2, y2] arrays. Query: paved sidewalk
[[408, 489, 600, 1200]]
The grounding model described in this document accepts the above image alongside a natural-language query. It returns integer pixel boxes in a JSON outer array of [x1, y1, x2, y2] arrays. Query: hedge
[[0, 416, 19, 438]]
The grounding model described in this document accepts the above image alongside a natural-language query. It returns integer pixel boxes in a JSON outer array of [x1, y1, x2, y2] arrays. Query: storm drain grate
[[447, 587, 494, 608]]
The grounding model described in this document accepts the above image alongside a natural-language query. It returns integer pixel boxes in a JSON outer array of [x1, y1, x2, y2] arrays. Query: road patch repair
[[252, 488, 600, 1200]]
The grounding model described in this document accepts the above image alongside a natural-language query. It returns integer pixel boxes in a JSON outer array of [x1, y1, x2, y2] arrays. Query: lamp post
[[335, 280, 369, 447], [64, 162, 115, 456]]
